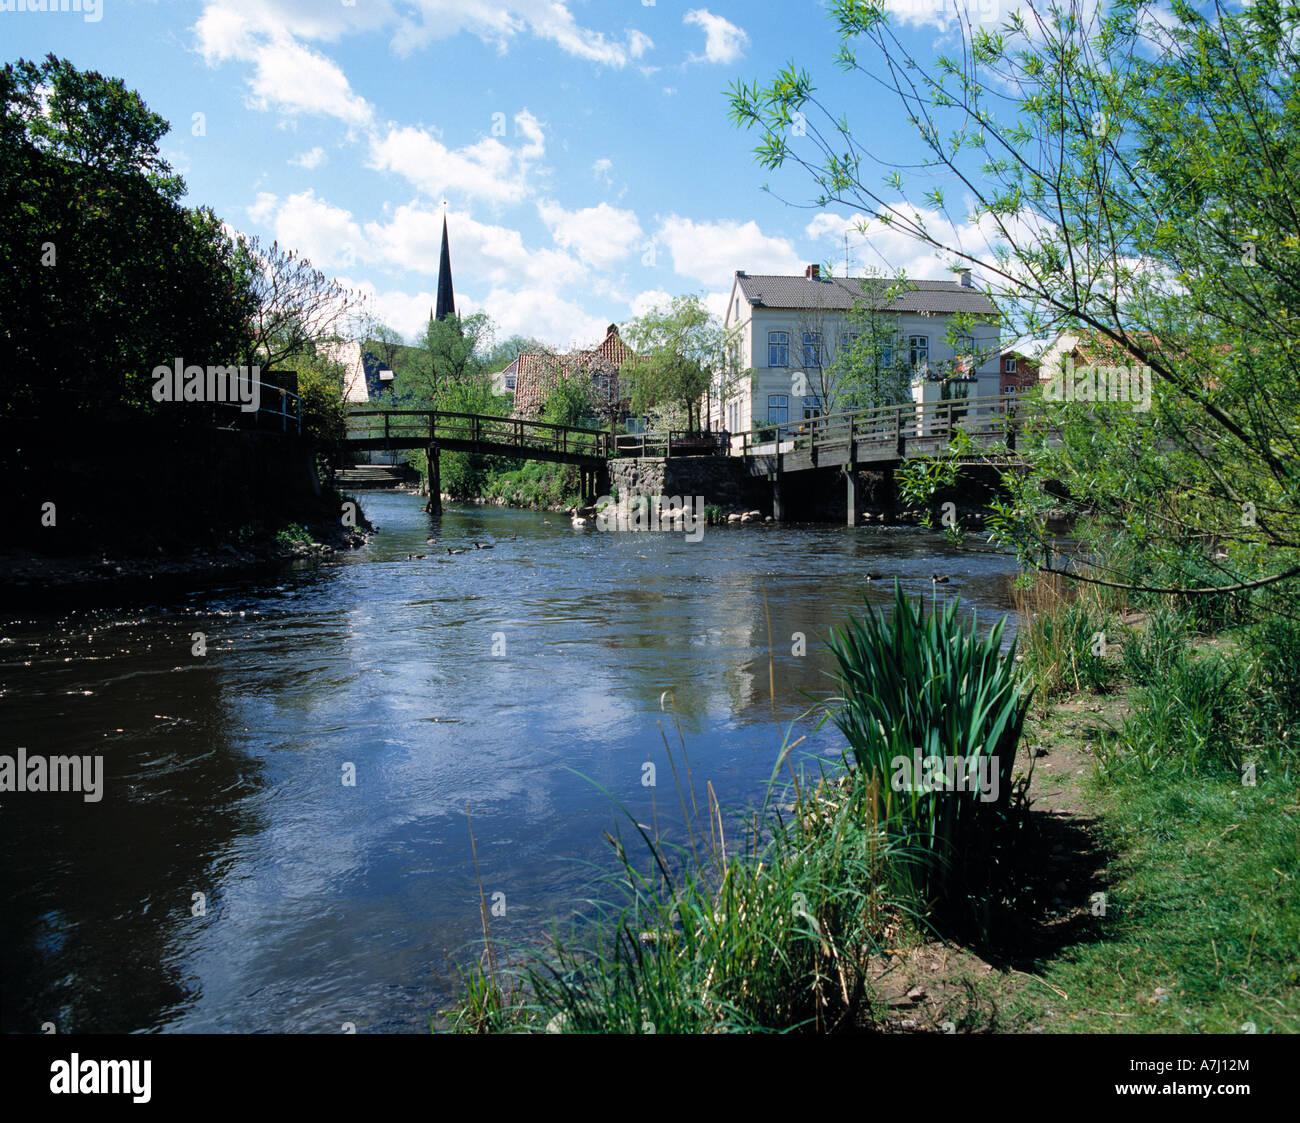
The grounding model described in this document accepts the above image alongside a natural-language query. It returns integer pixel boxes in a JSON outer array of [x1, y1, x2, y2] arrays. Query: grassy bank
[[988, 582, 1300, 1033], [437, 569, 1299, 1033]]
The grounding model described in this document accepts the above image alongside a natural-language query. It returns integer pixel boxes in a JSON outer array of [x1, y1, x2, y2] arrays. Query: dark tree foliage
[[0, 55, 255, 421]]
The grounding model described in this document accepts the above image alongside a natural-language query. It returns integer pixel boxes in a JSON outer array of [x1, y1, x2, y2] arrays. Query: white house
[[717, 266, 1001, 440]]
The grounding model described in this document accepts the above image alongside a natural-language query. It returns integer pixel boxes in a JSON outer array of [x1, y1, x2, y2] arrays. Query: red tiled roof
[[507, 325, 635, 417]]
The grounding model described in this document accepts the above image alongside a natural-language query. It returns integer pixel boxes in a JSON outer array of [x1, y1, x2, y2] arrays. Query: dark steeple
[[434, 215, 455, 322]]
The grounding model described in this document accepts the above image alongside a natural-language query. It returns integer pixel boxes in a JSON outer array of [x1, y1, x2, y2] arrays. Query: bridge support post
[[426, 442, 443, 516], [846, 467, 858, 527], [771, 452, 785, 523]]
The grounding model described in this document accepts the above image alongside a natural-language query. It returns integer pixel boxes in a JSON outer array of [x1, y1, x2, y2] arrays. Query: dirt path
[[867, 689, 1131, 1032]]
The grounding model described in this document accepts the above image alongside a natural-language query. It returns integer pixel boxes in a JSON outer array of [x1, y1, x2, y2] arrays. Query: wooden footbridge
[[343, 394, 1030, 519]]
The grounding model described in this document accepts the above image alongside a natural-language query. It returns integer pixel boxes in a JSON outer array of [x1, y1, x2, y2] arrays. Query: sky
[[6, 0, 1081, 349]]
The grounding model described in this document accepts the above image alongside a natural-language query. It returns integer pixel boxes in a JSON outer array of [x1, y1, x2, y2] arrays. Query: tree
[[480, 333, 551, 373], [730, 0, 1300, 608], [1, 54, 255, 420], [623, 295, 732, 432], [365, 323, 407, 372], [542, 370, 597, 428], [832, 282, 913, 411], [398, 311, 495, 407], [235, 234, 366, 370]]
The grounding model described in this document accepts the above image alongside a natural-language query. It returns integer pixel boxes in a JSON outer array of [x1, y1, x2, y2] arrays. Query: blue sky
[[6, 0, 1032, 347]]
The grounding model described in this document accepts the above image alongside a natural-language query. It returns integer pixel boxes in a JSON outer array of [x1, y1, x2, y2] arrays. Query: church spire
[[434, 214, 455, 322]]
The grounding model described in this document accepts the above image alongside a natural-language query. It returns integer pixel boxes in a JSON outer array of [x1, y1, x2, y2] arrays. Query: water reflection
[[1, 492, 1022, 1032]]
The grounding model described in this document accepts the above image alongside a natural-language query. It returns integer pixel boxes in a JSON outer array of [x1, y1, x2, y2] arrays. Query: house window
[[802, 331, 822, 368], [955, 333, 975, 354], [768, 331, 789, 368], [803, 397, 822, 421], [504, 374, 517, 391], [1003, 356, 1018, 374], [839, 332, 858, 356], [767, 394, 789, 424], [909, 335, 929, 369], [592, 373, 610, 395]]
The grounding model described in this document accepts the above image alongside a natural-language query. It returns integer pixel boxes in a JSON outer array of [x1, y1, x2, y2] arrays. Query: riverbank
[[0, 520, 369, 606], [440, 576, 1300, 1034]]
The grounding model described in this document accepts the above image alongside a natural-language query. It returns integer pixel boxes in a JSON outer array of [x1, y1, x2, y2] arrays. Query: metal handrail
[[216, 379, 303, 436]]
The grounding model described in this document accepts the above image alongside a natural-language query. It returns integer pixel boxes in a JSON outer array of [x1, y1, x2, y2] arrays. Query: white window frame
[[767, 394, 789, 424], [802, 331, 822, 368], [768, 331, 790, 368], [909, 335, 929, 369]]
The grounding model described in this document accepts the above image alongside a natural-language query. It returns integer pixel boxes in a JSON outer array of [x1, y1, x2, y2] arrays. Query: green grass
[[446, 736, 913, 1033], [1005, 765, 1300, 1033], [1002, 601, 1300, 1033]]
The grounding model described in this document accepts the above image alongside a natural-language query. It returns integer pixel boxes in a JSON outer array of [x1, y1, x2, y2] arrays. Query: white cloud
[[806, 204, 1054, 287], [377, 0, 653, 66], [537, 200, 644, 270], [196, 0, 654, 66], [195, 11, 374, 126], [462, 285, 610, 349], [362, 204, 589, 289], [247, 192, 279, 226], [629, 289, 675, 318], [654, 215, 804, 288], [252, 190, 365, 269], [683, 9, 749, 64], [366, 121, 539, 208], [881, 0, 1003, 31], [592, 157, 614, 186], [290, 146, 328, 170]]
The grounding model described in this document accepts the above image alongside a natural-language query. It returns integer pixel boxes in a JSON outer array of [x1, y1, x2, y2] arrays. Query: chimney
[[606, 323, 618, 338], [804, 264, 821, 280], [958, 268, 972, 288]]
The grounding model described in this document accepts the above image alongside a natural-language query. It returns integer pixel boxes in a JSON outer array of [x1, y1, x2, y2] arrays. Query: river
[[0, 491, 1024, 1033]]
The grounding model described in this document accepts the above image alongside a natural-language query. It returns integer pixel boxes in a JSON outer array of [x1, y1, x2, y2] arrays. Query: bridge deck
[[344, 408, 609, 467], [344, 395, 1031, 475]]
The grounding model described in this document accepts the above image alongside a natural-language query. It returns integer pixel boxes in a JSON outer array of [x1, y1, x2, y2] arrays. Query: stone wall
[[607, 456, 768, 513]]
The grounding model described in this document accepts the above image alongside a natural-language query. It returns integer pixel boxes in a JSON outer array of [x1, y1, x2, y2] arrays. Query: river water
[[1, 491, 1024, 1033]]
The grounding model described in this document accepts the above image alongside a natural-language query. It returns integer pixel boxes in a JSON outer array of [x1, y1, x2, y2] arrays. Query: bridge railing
[[612, 430, 727, 458], [216, 379, 302, 436], [732, 393, 1031, 458], [344, 408, 610, 459]]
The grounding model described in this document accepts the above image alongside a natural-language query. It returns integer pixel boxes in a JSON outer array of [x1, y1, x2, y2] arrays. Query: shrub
[[1121, 607, 1188, 686], [1012, 573, 1114, 698], [826, 581, 1033, 928]]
